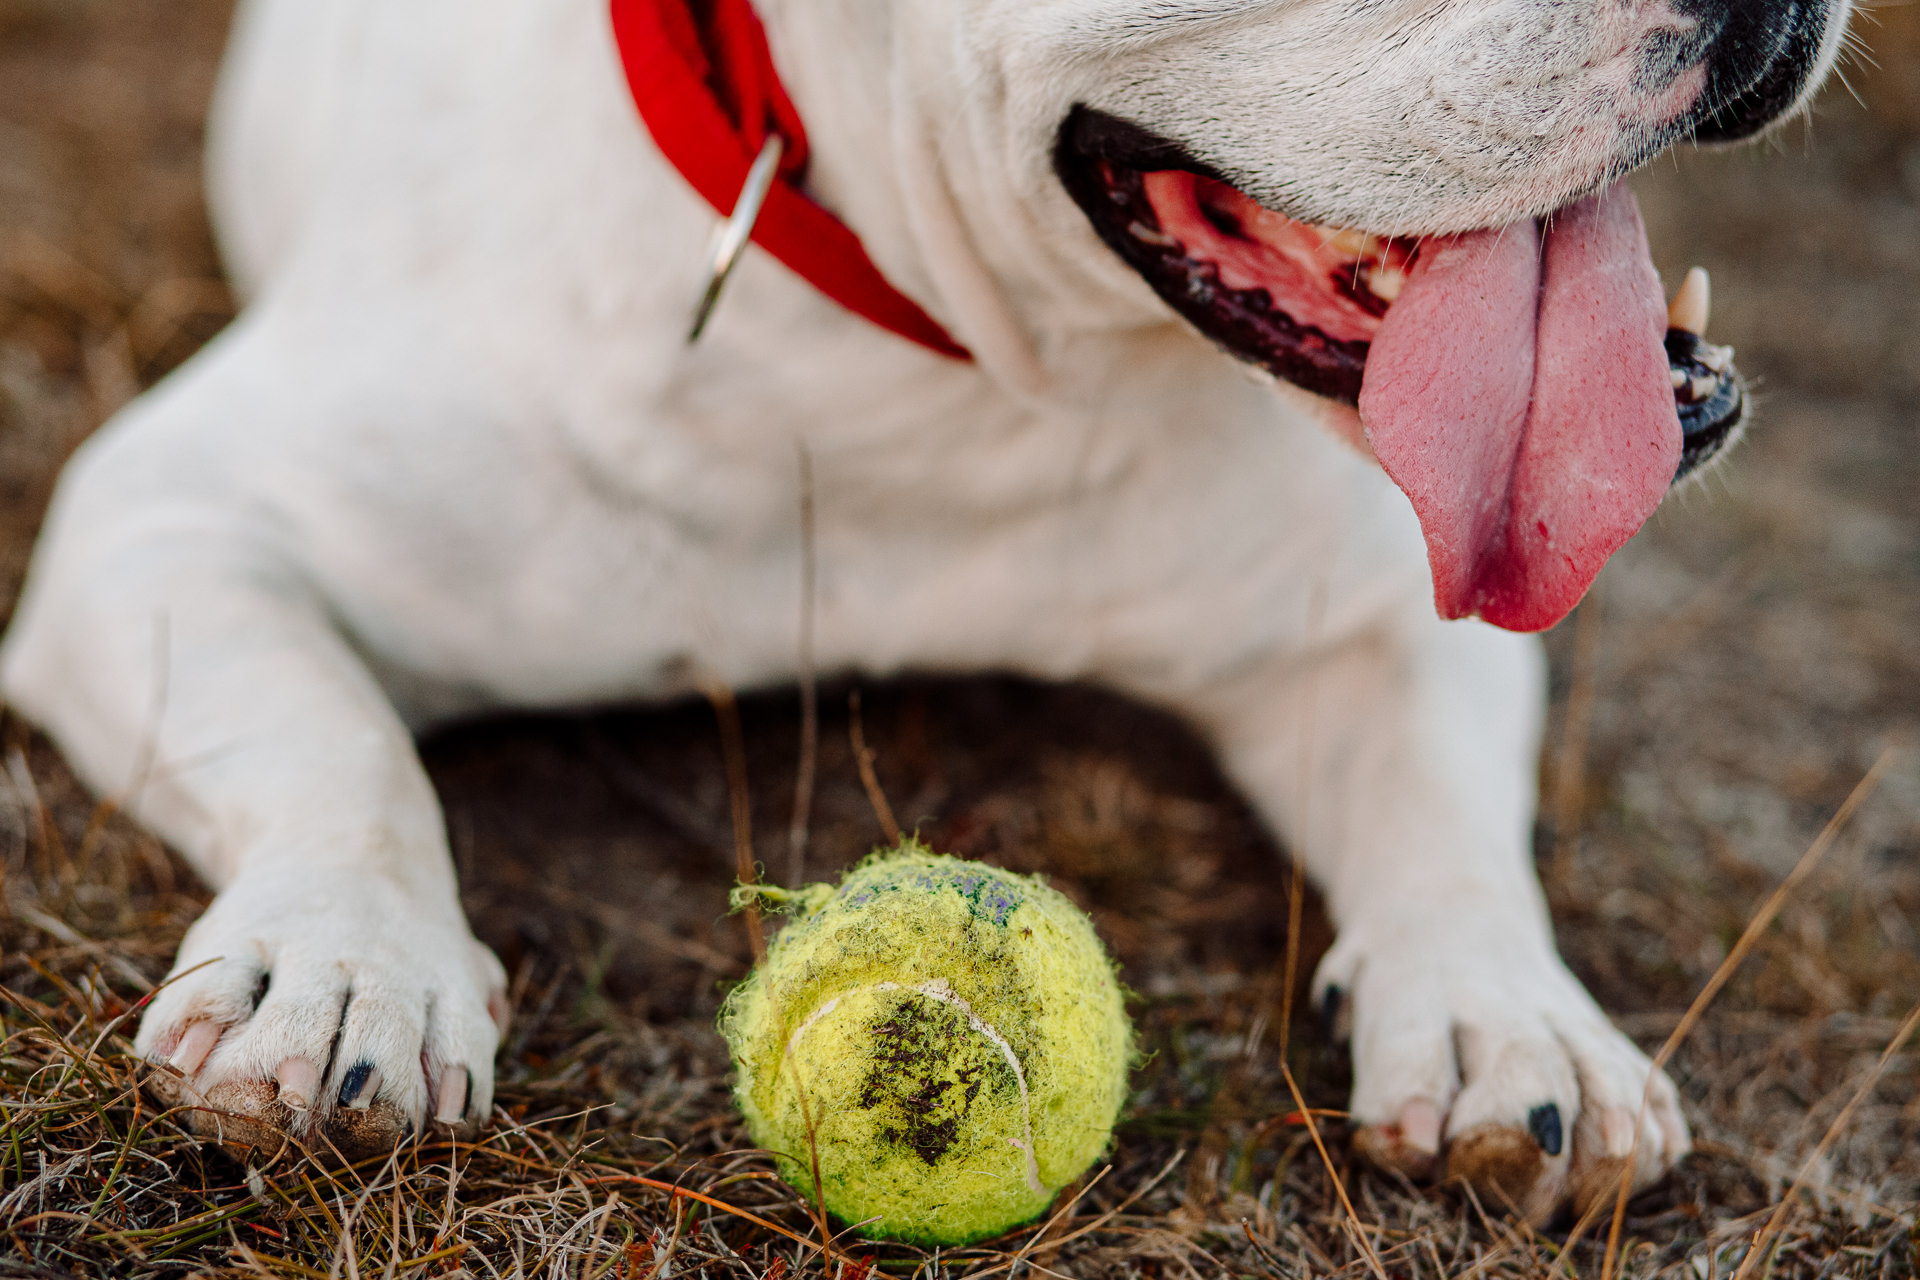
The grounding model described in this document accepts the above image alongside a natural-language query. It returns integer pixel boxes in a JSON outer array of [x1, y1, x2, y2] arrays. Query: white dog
[[1, 0, 1846, 1221]]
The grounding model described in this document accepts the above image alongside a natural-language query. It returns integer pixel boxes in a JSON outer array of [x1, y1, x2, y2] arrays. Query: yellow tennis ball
[[720, 843, 1134, 1246]]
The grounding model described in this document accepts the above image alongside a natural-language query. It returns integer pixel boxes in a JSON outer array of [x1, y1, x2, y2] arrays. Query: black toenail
[[249, 971, 271, 1011], [338, 1060, 375, 1107], [1319, 986, 1345, 1037], [1528, 1103, 1564, 1156]]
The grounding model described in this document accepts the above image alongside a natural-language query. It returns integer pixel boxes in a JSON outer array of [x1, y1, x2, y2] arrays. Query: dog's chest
[[212, 0, 1425, 715], [296, 325, 1399, 720]]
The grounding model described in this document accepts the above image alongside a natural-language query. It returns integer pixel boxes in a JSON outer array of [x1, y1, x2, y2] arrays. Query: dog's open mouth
[[1056, 107, 1746, 633]]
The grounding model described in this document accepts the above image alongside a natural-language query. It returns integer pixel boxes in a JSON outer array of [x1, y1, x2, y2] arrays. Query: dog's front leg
[[1190, 613, 1687, 1222], [1, 398, 504, 1157]]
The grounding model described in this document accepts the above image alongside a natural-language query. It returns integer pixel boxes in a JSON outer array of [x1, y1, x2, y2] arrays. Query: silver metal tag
[[687, 134, 785, 344]]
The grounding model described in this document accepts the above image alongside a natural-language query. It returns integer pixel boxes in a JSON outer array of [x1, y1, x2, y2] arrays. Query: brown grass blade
[[1730, 1000, 1920, 1280], [1600, 745, 1901, 1280]]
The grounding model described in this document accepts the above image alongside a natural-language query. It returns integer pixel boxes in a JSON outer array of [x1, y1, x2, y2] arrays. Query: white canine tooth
[[1670, 368, 1690, 391], [1315, 225, 1385, 258], [1366, 263, 1407, 303], [1667, 266, 1710, 335], [1127, 221, 1178, 248], [1689, 373, 1720, 400]]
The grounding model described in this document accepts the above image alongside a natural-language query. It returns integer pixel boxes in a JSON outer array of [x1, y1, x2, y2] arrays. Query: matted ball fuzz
[[720, 844, 1134, 1246]]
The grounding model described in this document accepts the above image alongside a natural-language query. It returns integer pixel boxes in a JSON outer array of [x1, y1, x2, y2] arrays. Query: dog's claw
[[132, 874, 505, 1163], [165, 1020, 222, 1075], [275, 1057, 319, 1112], [337, 1060, 378, 1109], [1600, 1104, 1635, 1158], [1317, 984, 1348, 1041], [1354, 1096, 1443, 1179], [435, 1066, 469, 1125], [1321, 920, 1689, 1225], [1527, 1102, 1564, 1156], [1402, 1097, 1442, 1154]]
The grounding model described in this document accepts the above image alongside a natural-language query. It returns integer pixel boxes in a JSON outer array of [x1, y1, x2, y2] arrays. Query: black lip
[[1060, 107, 1226, 185], [1667, 329, 1748, 478], [1054, 106, 1372, 403]]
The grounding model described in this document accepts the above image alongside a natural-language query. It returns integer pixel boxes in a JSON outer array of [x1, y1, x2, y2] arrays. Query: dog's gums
[[1060, 153, 1398, 405], [1667, 326, 1747, 479]]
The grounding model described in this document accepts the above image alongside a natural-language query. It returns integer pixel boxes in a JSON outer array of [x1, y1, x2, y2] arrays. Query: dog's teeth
[[1688, 372, 1720, 401], [1670, 368, 1690, 391], [1692, 339, 1733, 374], [1667, 266, 1710, 335], [1366, 263, 1407, 302], [1316, 225, 1385, 258], [1127, 221, 1179, 248]]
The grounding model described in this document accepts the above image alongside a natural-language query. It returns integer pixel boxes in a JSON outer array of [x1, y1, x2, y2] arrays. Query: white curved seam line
[[783, 992, 844, 1058], [784, 979, 1045, 1195]]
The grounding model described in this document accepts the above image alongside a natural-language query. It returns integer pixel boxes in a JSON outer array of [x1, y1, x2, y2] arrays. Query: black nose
[[1681, 0, 1838, 141]]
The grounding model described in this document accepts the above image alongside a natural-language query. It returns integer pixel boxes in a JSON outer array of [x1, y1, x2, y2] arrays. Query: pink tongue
[[1357, 188, 1680, 632]]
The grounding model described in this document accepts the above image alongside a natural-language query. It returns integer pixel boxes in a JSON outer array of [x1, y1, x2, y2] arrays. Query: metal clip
[[687, 134, 784, 344]]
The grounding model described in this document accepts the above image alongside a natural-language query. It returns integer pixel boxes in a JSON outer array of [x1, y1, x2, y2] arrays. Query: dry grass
[[4, 2, 1920, 1276]]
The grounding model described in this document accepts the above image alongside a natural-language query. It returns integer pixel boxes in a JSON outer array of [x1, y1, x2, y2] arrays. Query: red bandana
[[610, 0, 972, 360]]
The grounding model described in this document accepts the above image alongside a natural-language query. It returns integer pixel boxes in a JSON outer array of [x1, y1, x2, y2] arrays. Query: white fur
[[1, 0, 1843, 1195]]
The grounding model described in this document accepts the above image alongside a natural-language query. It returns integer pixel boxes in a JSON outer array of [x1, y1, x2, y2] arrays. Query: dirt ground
[[2, 2, 1917, 1277]]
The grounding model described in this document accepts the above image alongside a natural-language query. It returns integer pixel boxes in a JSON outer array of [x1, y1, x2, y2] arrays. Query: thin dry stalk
[[578, 1173, 857, 1271], [1551, 589, 1604, 879], [1731, 1000, 1920, 1280], [782, 1052, 837, 1264], [706, 682, 766, 962], [1279, 1062, 1387, 1280], [1004, 1164, 1110, 1275], [847, 690, 900, 845], [1278, 577, 1327, 1068], [1600, 745, 1902, 1280], [962, 1150, 1188, 1280], [789, 441, 818, 887], [1548, 1184, 1616, 1280]]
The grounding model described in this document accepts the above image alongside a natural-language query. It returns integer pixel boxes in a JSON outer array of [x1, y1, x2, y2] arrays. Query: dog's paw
[[134, 869, 506, 1162], [1315, 916, 1689, 1224]]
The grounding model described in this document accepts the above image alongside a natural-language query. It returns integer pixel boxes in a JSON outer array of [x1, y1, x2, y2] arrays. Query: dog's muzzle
[[1053, 109, 1748, 487]]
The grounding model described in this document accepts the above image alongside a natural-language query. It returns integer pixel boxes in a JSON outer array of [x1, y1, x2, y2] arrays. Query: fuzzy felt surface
[[721, 845, 1134, 1245]]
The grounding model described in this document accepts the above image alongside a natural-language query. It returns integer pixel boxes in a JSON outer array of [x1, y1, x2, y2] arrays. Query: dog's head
[[955, 0, 1848, 629]]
